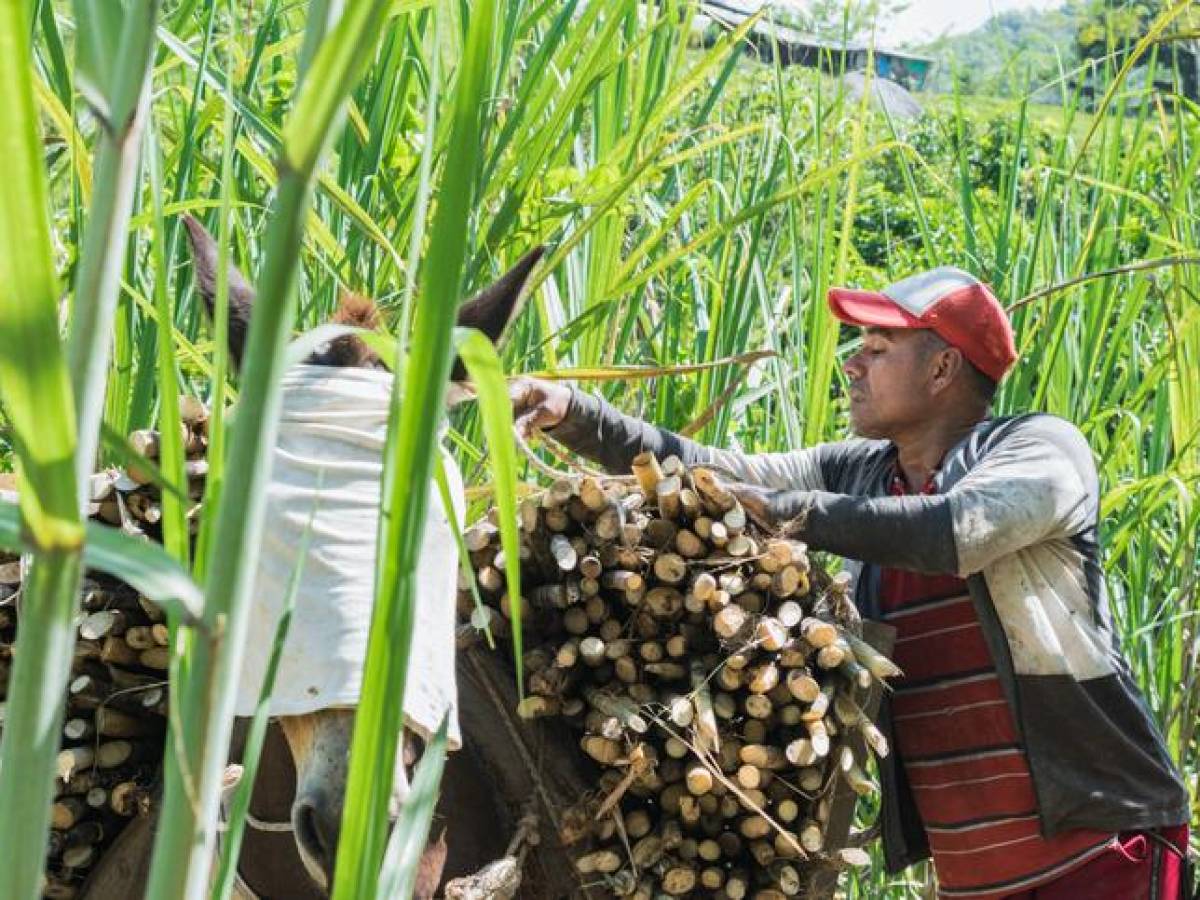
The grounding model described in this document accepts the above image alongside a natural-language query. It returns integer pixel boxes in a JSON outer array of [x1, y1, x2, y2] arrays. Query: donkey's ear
[[181, 214, 256, 369], [450, 246, 545, 381]]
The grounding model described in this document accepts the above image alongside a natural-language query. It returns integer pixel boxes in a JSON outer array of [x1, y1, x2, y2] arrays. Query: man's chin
[[849, 413, 885, 440]]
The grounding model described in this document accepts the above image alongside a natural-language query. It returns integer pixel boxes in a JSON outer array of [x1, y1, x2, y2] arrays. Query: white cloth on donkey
[[233, 364, 463, 749]]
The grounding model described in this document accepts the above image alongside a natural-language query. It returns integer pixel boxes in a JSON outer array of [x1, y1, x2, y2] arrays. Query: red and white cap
[[827, 267, 1018, 382]]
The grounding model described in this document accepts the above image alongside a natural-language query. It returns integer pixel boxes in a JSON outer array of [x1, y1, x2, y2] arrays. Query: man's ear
[[932, 345, 966, 395], [181, 214, 256, 369], [450, 246, 545, 381]]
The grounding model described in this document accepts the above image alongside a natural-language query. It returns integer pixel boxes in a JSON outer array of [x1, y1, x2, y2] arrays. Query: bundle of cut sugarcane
[[0, 563, 168, 898], [461, 453, 900, 899], [89, 395, 210, 537], [0, 397, 210, 898]]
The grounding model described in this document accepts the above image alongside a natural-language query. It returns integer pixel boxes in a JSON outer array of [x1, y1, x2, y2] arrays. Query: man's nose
[[843, 352, 864, 380]]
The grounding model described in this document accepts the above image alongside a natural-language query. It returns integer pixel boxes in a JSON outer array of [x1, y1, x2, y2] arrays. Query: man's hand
[[726, 481, 778, 530], [720, 478, 811, 535], [509, 377, 572, 439]]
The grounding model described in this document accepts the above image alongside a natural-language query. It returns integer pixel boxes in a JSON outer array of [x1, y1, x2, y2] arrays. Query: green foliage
[[149, 5, 401, 899], [921, 4, 1084, 97], [921, 0, 1200, 98], [1076, 0, 1165, 59], [375, 718, 450, 900], [0, 0, 159, 896]]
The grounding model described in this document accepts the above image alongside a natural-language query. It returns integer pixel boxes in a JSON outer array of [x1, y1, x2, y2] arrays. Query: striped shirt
[[881, 469, 1114, 899]]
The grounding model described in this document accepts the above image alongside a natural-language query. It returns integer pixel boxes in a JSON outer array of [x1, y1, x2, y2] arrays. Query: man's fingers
[[743, 505, 774, 531], [729, 484, 774, 528], [514, 408, 542, 440], [509, 377, 569, 438]]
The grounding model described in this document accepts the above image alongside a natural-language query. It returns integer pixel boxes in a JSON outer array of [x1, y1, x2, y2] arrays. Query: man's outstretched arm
[[509, 378, 827, 491]]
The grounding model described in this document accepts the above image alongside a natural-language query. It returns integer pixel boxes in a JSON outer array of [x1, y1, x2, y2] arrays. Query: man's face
[[842, 327, 939, 439]]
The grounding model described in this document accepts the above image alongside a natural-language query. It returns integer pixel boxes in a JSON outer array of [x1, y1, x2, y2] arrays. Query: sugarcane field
[[1, 0, 1199, 898]]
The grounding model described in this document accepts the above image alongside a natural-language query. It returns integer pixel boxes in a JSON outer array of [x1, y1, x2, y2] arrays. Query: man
[[509, 268, 1192, 899]]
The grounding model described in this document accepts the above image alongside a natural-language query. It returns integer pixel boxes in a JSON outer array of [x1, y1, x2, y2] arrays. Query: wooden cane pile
[[0, 399, 210, 899], [461, 453, 899, 899]]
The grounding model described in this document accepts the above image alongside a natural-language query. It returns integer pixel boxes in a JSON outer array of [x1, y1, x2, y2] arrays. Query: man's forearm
[[547, 388, 831, 491], [772, 490, 960, 575], [546, 388, 713, 474]]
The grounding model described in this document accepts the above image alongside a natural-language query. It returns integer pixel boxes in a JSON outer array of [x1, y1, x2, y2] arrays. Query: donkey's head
[[182, 215, 542, 893], [181, 214, 543, 380]]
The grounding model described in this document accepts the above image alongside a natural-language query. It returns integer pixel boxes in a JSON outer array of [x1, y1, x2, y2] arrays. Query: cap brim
[[827, 288, 922, 328]]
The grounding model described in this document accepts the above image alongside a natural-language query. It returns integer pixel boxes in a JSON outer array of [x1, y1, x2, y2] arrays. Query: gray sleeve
[[766, 415, 1096, 577], [546, 387, 827, 490], [767, 491, 959, 574], [945, 415, 1095, 575]]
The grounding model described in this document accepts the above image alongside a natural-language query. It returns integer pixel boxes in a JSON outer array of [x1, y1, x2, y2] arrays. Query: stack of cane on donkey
[[81, 217, 596, 900]]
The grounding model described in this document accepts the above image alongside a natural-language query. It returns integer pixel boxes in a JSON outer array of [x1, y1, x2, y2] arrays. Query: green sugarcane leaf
[[0, 503, 204, 627], [334, 1, 499, 892], [0, 7, 89, 895], [147, 122, 190, 570], [453, 326, 523, 695], [150, 3, 401, 896], [0, 0, 80, 550], [282, 2, 404, 174], [210, 483, 321, 900], [66, 0, 162, 506], [72, 0, 128, 118], [375, 717, 450, 900]]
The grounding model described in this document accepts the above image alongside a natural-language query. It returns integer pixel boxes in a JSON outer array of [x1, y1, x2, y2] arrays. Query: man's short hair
[[919, 330, 998, 406], [965, 360, 999, 405]]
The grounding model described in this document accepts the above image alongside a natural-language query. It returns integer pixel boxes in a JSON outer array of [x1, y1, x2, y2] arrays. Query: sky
[[884, 0, 1066, 44], [766, 0, 1067, 44]]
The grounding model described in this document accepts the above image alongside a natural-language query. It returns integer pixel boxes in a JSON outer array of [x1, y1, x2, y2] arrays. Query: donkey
[[187, 216, 551, 897], [80, 216, 545, 900]]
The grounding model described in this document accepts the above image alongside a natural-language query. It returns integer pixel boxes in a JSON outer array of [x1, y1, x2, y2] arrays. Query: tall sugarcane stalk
[[0, 1, 159, 897], [330, 1, 501, 893], [145, 4, 395, 898], [0, 547, 84, 900], [67, 0, 162, 502]]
